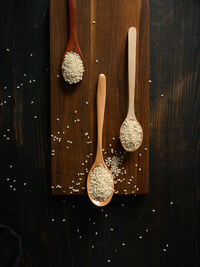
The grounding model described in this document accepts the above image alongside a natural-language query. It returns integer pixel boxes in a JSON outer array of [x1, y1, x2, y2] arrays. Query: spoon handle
[[127, 27, 137, 119], [68, 0, 77, 44], [96, 74, 106, 163]]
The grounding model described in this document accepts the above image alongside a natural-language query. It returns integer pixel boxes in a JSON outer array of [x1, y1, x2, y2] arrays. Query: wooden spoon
[[87, 74, 114, 207], [61, 0, 84, 80], [120, 27, 143, 152]]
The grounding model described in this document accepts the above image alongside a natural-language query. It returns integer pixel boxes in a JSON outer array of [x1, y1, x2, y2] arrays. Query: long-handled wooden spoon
[[87, 74, 114, 207], [120, 27, 143, 152], [61, 0, 84, 82]]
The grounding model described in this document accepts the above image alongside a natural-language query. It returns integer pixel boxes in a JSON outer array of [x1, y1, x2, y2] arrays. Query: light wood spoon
[[87, 74, 114, 207], [61, 0, 84, 80], [120, 27, 143, 152]]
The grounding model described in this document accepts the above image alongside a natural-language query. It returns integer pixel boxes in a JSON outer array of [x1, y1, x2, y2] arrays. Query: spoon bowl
[[87, 161, 114, 207], [87, 74, 114, 207], [120, 117, 143, 152]]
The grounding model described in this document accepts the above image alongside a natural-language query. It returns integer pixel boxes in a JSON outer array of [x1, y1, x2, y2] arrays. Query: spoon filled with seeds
[[87, 74, 114, 207], [120, 27, 143, 152], [61, 0, 84, 84]]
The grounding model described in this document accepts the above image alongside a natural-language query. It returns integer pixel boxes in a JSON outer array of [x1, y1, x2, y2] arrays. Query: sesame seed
[[92, 20, 96, 24], [85, 101, 88, 105]]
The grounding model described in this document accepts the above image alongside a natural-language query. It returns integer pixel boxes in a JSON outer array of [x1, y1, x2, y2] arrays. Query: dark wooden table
[[0, 0, 200, 266]]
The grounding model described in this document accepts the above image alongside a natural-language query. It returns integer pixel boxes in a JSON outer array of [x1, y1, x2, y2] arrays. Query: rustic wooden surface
[[0, 0, 200, 266], [50, 0, 149, 195]]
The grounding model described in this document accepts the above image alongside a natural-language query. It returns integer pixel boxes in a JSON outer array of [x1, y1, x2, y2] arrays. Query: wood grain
[[50, 0, 149, 195]]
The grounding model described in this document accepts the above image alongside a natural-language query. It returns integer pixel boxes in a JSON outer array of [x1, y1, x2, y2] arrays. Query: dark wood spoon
[[61, 0, 84, 79]]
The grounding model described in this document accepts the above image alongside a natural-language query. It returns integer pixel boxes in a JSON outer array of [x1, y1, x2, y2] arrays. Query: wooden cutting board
[[50, 0, 149, 195]]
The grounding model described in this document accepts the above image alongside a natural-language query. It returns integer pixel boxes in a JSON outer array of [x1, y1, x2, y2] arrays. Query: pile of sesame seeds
[[120, 118, 143, 151], [88, 164, 113, 202], [62, 52, 84, 84]]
